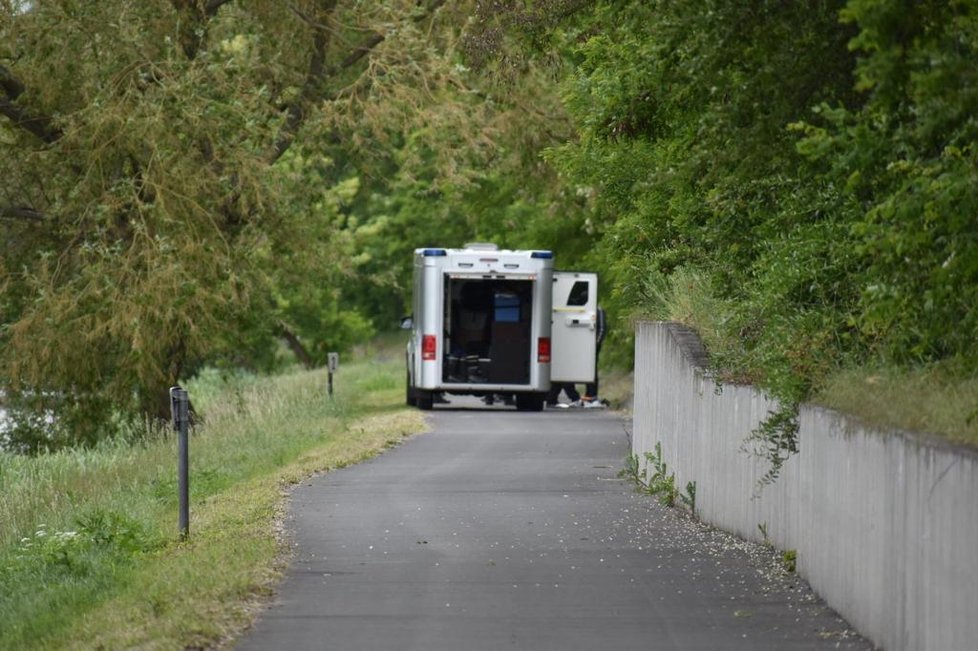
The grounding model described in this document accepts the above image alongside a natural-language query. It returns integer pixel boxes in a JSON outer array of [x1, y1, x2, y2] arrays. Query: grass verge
[[645, 268, 978, 447], [815, 362, 978, 447], [0, 341, 424, 650]]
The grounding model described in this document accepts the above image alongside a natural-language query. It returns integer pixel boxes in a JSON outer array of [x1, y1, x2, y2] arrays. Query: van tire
[[416, 391, 434, 410], [515, 393, 544, 412]]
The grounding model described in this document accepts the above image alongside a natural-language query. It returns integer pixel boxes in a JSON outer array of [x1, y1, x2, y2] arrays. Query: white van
[[404, 244, 598, 411]]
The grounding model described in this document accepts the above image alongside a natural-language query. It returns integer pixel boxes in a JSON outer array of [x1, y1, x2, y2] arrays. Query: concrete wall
[[633, 321, 978, 651]]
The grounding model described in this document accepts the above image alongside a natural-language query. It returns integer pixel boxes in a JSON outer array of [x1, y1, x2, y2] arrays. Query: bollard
[[327, 352, 339, 398], [169, 386, 190, 540]]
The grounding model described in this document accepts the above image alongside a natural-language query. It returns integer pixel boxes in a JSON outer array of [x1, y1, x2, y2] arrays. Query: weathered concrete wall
[[633, 321, 978, 651]]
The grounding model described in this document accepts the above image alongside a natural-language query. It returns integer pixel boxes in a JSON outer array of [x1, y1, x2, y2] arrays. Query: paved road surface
[[238, 398, 873, 650]]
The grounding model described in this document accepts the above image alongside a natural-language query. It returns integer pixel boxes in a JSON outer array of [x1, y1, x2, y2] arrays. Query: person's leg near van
[[547, 383, 579, 407], [583, 331, 603, 406], [565, 383, 583, 407], [545, 384, 561, 407]]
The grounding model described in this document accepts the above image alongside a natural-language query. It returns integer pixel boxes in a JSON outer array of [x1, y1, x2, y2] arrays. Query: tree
[[795, 0, 978, 363], [0, 0, 485, 449], [297, 1, 594, 331], [540, 0, 978, 478]]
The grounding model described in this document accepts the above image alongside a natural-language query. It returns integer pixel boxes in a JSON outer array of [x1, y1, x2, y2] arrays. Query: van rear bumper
[[430, 382, 550, 394]]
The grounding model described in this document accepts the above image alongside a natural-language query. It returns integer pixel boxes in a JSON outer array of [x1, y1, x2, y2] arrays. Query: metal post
[[327, 352, 339, 399], [170, 386, 190, 540]]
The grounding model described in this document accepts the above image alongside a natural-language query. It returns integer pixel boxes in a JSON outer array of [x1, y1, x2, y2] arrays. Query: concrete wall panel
[[632, 321, 978, 651]]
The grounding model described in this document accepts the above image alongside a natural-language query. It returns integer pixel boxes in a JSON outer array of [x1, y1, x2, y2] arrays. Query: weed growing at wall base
[[620, 442, 695, 513], [681, 480, 697, 517]]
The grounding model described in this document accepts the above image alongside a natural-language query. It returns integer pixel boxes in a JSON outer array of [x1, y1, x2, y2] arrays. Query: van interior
[[442, 277, 533, 385]]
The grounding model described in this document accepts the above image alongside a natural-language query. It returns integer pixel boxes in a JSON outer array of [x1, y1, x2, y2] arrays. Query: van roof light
[[421, 248, 447, 257], [531, 250, 553, 259]]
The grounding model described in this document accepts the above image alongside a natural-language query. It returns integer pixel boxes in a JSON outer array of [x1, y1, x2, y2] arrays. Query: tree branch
[[332, 0, 446, 74], [0, 205, 45, 222], [278, 321, 315, 369], [0, 65, 63, 144], [266, 4, 334, 164], [266, 0, 446, 164], [171, 0, 235, 60], [0, 64, 26, 100], [0, 98, 62, 144], [334, 33, 385, 73], [204, 0, 234, 16]]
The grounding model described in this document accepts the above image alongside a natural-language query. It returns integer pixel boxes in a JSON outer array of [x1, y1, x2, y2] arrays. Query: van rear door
[[551, 272, 598, 383]]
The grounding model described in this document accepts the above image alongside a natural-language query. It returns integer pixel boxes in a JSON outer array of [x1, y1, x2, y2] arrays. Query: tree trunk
[[279, 322, 316, 369]]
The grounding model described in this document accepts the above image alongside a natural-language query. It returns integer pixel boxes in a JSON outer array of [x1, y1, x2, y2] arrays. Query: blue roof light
[[530, 250, 554, 259], [421, 248, 447, 257]]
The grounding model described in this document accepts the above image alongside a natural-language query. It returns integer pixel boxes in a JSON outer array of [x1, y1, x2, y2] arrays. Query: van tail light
[[422, 335, 437, 361], [537, 337, 551, 363]]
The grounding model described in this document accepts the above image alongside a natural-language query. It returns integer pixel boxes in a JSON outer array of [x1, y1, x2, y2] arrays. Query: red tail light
[[537, 337, 551, 363], [422, 335, 437, 361]]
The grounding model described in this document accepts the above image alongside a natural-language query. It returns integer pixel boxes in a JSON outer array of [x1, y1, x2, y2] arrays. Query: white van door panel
[[551, 272, 597, 383]]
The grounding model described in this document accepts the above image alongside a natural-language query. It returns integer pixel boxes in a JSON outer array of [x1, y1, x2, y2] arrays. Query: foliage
[[550, 0, 978, 477], [741, 402, 800, 490], [0, 342, 422, 649], [782, 549, 797, 574], [5, 0, 977, 459], [0, 0, 483, 447], [795, 0, 978, 363], [314, 71, 596, 343], [620, 442, 679, 508], [545, 0, 858, 479], [757, 522, 770, 546], [680, 480, 696, 518]]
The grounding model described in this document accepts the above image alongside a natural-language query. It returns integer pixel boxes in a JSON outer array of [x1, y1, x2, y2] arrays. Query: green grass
[[644, 268, 978, 448], [641, 266, 742, 365], [594, 365, 634, 411], [0, 339, 424, 650], [815, 362, 978, 446]]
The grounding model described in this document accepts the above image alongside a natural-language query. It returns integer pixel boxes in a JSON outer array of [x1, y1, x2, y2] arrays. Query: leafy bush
[[551, 0, 978, 476]]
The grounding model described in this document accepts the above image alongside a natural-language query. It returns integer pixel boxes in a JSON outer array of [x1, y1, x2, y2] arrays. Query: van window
[[566, 280, 589, 306]]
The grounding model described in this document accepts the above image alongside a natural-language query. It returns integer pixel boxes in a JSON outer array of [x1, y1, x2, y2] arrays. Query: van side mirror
[[400, 316, 414, 330]]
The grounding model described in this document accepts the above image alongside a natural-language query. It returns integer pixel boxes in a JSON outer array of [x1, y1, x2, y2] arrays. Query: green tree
[[549, 0, 861, 381], [539, 0, 863, 479], [0, 0, 483, 449], [541, 0, 978, 475], [315, 5, 591, 330], [795, 0, 978, 362]]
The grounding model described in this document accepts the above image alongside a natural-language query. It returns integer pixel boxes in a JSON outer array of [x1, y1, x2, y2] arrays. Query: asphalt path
[[238, 398, 873, 650]]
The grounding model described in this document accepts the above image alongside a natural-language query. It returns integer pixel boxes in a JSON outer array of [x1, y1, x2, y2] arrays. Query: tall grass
[[0, 342, 423, 649], [640, 266, 741, 363], [649, 270, 978, 447], [816, 361, 978, 446]]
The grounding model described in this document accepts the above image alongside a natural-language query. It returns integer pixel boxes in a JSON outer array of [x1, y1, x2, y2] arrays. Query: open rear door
[[551, 272, 598, 383]]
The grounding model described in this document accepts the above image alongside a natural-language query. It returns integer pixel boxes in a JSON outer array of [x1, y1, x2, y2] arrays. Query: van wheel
[[416, 391, 434, 410], [515, 394, 544, 412]]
